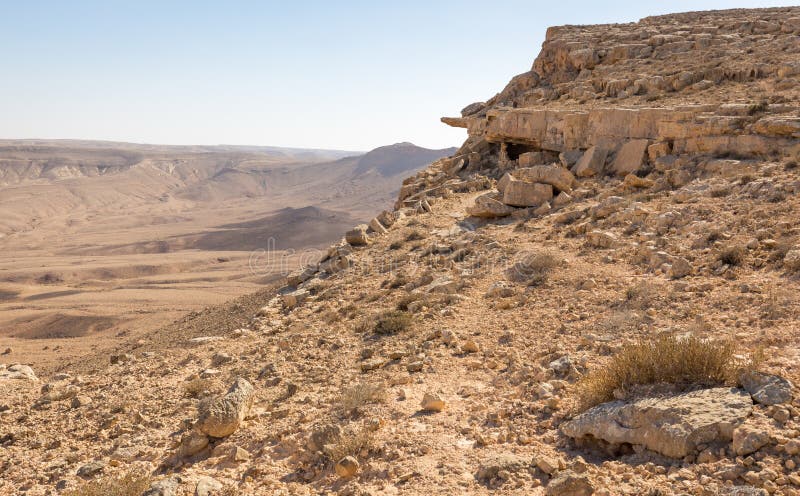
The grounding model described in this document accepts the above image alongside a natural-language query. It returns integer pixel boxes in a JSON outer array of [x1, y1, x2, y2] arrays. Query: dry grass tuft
[[63, 470, 151, 496], [769, 236, 797, 264], [337, 382, 387, 416], [505, 250, 558, 286], [623, 281, 658, 310], [324, 424, 376, 463], [718, 243, 746, 266], [373, 310, 413, 335], [574, 335, 757, 412]]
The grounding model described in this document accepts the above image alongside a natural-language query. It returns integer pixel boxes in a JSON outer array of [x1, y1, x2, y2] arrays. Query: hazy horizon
[[2, 0, 796, 150]]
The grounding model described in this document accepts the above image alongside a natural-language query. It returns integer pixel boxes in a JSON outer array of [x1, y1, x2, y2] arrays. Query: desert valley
[[0, 140, 454, 371], [2, 5, 800, 496]]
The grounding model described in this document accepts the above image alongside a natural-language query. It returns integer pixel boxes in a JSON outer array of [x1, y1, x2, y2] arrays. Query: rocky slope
[[2, 7, 800, 496]]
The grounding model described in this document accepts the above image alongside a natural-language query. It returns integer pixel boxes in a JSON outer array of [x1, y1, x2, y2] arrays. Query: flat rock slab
[[562, 387, 753, 458]]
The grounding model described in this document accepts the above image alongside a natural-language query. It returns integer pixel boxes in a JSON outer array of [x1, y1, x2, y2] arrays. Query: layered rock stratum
[[2, 7, 800, 496]]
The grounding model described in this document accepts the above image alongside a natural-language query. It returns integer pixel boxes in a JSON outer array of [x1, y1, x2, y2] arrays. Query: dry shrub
[[747, 100, 769, 115], [339, 303, 359, 320], [320, 309, 341, 324], [718, 243, 746, 266], [63, 470, 151, 496], [762, 288, 795, 321], [384, 273, 408, 289], [574, 335, 757, 412], [364, 290, 384, 303], [600, 310, 645, 333], [709, 185, 731, 198], [623, 281, 659, 310], [373, 310, 412, 335], [324, 424, 375, 463], [389, 240, 404, 250], [337, 382, 387, 415], [704, 229, 725, 247], [769, 236, 797, 263], [396, 292, 425, 311], [505, 250, 558, 286]]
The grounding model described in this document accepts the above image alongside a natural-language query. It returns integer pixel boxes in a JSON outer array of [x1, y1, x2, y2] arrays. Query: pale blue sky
[[0, 1, 795, 150]]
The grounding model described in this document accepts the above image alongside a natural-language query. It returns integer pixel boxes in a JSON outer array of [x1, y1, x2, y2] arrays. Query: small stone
[[195, 476, 223, 496], [211, 352, 233, 366], [231, 446, 251, 462], [586, 230, 617, 249], [71, 395, 92, 409], [77, 461, 104, 478], [406, 361, 424, 373], [732, 425, 770, 456], [143, 478, 180, 496], [109, 353, 133, 365], [773, 407, 791, 423], [1, 347, 11, 355], [421, 392, 445, 412], [178, 430, 210, 458], [461, 340, 480, 353], [335, 456, 360, 478], [534, 454, 562, 475], [360, 358, 385, 372], [441, 329, 459, 346], [548, 355, 573, 377], [668, 257, 693, 279], [545, 470, 594, 496]]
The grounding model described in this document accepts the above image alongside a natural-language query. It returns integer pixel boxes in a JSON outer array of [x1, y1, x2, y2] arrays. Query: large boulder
[[286, 266, 317, 287], [573, 146, 608, 177], [497, 173, 514, 194], [0, 364, 37, 381], [345, 224, 369, 246], [467, 193, 514, 218], [740, 371, 793, 405], [611, 139, 649, 176], [502, 178, 553, 207], [196, 378, 254, 438], [515, 165, 576, 193], [562, 388, 753, 458], [368, 217, 388, 234]]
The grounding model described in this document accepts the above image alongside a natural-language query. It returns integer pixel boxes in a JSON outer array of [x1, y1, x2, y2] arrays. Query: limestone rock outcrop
[[562, 388, 753, 458], [196, 378, 254, 438]]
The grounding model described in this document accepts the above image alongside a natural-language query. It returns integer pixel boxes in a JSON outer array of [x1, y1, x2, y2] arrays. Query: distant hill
[[354, 142, 457, 177], [0, 139, 455, 250]]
